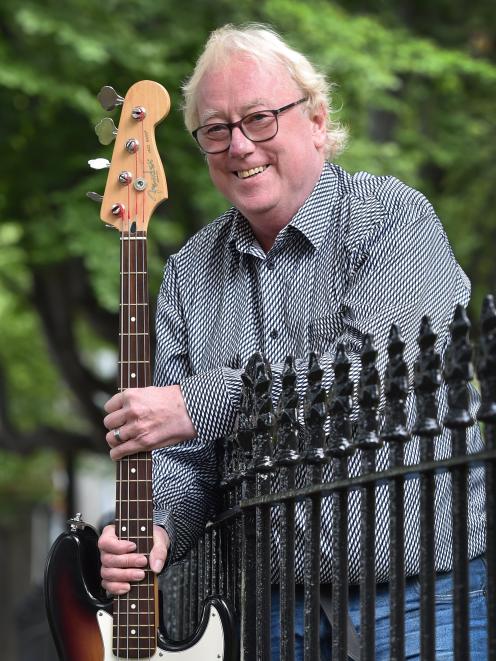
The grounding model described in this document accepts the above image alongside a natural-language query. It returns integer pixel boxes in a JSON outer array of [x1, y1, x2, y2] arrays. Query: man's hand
[[103, 384, 196, 460], [98, 524, 170, 595]]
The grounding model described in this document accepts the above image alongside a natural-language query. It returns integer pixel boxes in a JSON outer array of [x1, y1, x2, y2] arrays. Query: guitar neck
[[114, 228, 157, 657]]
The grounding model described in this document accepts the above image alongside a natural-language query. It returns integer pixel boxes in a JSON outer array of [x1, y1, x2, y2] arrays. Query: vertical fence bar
[[355, 334, 381, 661], [197, 534, 205, 624], [238, 357, 258, 660], [327, 344, 355, 661], [205, 527, 213, 600], [181, 558, 190, 637], [303, 353, 327, 661], [189, 546, 198, 632], [444, 305, 474, 661], [275, 356, 300, 661], [252, 356, 275, 661], [169, 565, 179, 639], [382, 325, 410, 661], [177, 562, 185, 640], [413, 316, 441, 661], [220, 430, 235, 609], [477, 295, 496, 661]]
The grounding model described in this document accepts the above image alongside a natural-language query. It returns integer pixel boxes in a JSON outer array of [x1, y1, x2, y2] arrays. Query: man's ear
[[311, 103, 327, 151]]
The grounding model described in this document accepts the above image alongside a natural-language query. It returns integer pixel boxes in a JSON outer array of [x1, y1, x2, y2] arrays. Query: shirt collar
[[287, 161, 338, 251]]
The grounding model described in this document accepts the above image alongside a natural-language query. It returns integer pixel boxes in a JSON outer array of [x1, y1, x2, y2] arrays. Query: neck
[[245, 161, 324, 252]]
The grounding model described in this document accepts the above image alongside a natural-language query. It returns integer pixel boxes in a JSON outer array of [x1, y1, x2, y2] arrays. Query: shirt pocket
[[307, 311, 344, 354]]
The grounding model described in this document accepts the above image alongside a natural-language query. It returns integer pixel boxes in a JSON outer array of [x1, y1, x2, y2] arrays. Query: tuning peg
[[95, 117, 117, 145], [97, 86, 124, 111], [88, 158, 111, 170], [86, 191, 103, 203]]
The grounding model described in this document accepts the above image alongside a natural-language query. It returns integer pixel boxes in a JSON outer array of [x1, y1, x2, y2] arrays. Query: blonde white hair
[[182, 23, 348, 160]]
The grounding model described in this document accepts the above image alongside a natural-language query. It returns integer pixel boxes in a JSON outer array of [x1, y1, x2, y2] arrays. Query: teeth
[[237, 165, 268, 179]]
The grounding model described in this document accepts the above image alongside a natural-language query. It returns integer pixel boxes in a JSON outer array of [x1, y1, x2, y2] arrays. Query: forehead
[[196, 56, 300, 122]]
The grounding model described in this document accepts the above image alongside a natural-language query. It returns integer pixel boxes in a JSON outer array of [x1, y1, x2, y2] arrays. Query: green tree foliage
[[0, 0, 494, 489]]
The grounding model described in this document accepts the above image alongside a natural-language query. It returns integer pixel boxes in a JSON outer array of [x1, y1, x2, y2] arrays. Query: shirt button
[[266, 259, 275, 270], [270, 329, 279, 339]]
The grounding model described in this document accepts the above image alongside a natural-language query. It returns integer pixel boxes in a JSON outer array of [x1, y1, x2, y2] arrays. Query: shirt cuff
[[180, 366, 242, 441]]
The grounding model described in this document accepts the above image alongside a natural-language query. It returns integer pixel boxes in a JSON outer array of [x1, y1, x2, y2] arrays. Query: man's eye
[[246, 112, 272, 124], [205, 124, 228, 137]]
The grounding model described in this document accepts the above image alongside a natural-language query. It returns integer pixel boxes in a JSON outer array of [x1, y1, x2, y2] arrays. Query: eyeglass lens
[[196, 110, 277, 152]]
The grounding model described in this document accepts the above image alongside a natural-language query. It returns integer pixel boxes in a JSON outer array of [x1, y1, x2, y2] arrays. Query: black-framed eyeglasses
[[192, 97, 308, 154]]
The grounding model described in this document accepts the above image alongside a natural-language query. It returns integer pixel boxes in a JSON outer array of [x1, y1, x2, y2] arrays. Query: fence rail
[[160, 295, 496, 661]]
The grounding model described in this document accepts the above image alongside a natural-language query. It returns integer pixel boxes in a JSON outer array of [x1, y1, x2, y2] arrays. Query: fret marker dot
[[131, 373, 136, 379], [131, 316, 136, 322], [131, 629, 136, 635], [121, 526, 127, 532], [131, 603, 136, 610], [131, 467, 136, 474], [141, 526, 146, 532]]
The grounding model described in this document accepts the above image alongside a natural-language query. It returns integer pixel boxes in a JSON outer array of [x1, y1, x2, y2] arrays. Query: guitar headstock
[[91, 80, 170, 231]]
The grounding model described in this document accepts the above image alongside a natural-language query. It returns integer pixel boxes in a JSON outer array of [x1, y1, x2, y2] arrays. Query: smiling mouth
[[236, 165, 269, 179]]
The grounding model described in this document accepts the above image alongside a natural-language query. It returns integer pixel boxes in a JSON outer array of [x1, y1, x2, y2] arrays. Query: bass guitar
[[44, 80, 234, 661]]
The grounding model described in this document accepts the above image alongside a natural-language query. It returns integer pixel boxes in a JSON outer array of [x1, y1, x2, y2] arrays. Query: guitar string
[[116, 200, 125, 659], [136, 117, 151, 656], [141, 117, 153, 657]]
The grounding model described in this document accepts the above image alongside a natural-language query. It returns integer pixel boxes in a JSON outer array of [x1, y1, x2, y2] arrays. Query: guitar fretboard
[[113, 229, 157, 659]]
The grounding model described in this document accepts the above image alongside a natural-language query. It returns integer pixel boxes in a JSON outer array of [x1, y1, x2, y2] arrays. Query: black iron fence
[[159, 295, 496, 661]]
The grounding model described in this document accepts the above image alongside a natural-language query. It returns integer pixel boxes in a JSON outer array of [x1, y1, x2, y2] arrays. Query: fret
[[115, 482, 151, 501], [118, 360, 150, 364], [113, 633, 156, 639], [114, 613, 156, 619], [120, 235, 147, 241], [113, 635, 156, 642], [119, 292, 149, 306], [119, 332, 149, 336], [114, 582, 155, 604], [116, 511, 154, 522], [120, 271, 147, 275]]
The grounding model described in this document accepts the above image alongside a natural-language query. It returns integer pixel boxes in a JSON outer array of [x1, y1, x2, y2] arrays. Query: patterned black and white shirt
[[152, 162, 486, 583]]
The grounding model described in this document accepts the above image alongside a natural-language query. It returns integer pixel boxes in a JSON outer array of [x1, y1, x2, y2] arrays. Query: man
[[99, 23, 487, 659]]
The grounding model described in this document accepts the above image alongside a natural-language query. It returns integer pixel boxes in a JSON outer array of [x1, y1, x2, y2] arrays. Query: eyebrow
[[199, 98, 270, 125]]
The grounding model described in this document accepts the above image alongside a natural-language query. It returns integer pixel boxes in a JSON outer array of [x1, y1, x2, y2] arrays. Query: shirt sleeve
[[152, 257, 220, 563]]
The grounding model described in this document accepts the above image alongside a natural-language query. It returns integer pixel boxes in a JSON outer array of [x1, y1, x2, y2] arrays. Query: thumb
[[149, 525, 170, 574]]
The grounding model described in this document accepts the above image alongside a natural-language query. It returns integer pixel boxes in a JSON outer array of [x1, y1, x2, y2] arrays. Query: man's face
[[195, 56, 326, 244]]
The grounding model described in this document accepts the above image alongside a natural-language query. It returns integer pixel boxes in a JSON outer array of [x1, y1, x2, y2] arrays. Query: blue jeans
[[271, 556, 488, 660]]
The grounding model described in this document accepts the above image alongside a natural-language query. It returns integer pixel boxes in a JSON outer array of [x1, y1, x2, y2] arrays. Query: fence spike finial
[[235, 354, 258, 480], [275, 356, 301, 466], [382, 324, 410, 443], [327, 343, 355, 457], [355, 334, 381, 451], [251, 354, 275, 472], [444, 305, 474, 430], [412, 316, 442, 436], [303, 351, 327, 463]]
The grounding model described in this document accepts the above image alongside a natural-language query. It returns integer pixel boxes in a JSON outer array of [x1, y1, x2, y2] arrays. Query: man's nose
[[229, 126, 255, 157]]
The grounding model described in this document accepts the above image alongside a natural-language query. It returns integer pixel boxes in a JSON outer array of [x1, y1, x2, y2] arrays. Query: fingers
[[149, 525, 171, 574], [98, 525, 150, 596], [103, 408, 126, 433], [103, 385, 197, 459], [103, 392, 123, 415]]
